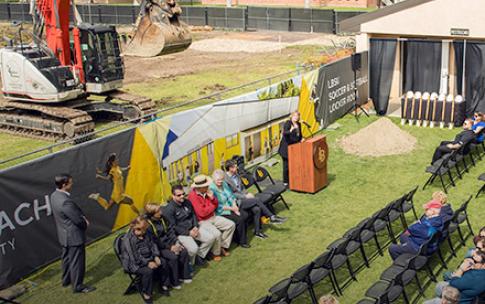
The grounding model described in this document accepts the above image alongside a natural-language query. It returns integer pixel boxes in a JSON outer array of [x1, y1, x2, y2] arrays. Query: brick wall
[[201, 0, 376, 8]]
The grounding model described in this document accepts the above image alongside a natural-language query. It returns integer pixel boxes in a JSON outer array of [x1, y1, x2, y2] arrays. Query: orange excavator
[[0, 0, 168, 140]]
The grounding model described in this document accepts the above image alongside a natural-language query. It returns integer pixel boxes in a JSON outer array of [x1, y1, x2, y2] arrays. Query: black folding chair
[[365, 277, 406, 304], [391, 239, 437, 283], [327, 237, 356, 295], [267, 278, 291, 304], [309, 249, 340, 296], [113, 233, 143, 297], [240, 172, 274, 211], [450, 196, 474, 244], [287, 263, 318, 304], [380, 259, 424, 299], [253, 166, 290, 210], [476, 173, 485, 198], [373, 204, 397, 247], [329, 218, 371, 270], [423, 151, 458, 193], [399, 186, 419, 228], [253, 295, 271, 304]]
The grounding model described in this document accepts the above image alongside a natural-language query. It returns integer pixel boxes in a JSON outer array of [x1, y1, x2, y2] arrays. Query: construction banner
[[0, 129, 141, 289], [314, 52, 369, 128]]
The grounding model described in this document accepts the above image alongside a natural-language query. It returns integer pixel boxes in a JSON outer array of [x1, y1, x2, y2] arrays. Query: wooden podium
[[288, 134, 328, 193]]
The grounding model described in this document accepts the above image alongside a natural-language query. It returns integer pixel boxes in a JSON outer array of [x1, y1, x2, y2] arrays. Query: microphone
[[300, 120, 314, 138], [301, 120, 311, 128]]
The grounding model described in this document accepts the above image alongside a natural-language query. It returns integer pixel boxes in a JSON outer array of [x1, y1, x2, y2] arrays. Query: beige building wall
[[361, 0, 485, 39]]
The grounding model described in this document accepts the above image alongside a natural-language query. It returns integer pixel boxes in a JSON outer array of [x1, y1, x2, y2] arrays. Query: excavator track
[[0, 100, 95, 141], [104, 90, 157, 120]]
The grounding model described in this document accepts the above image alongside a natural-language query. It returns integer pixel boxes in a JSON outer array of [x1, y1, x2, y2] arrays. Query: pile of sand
[[338, 118, 417, 157]]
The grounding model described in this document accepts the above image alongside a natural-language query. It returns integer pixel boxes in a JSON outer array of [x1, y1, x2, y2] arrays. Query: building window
[[225, 133, 238, 148]]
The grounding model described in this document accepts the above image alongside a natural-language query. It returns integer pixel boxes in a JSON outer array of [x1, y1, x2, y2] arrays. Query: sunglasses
[[175, 193, 185, 197]]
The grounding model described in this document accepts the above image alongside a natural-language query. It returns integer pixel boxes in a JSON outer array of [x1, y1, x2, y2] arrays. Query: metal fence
[[0, 3, 365, 33]]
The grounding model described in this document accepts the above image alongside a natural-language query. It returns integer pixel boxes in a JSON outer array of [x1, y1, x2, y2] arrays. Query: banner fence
[[0, 3, 365, 34]]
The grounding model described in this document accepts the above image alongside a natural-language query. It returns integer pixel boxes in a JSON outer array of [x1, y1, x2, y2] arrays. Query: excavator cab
[[123, 0, 192, 57], [77, 23, 124, 93]]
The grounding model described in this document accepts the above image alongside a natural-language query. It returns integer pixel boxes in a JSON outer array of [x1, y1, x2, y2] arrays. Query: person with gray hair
[[424, 285, 460, 304], [210, 169, 251, 248]]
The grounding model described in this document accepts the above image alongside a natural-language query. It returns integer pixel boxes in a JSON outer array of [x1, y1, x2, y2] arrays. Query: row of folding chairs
[[253, 187, 420, 304], [424, 130, 485, 194], [358, 196, 475, 304]]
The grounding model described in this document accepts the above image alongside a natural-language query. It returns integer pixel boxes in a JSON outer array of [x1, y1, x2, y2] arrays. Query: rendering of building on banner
[[341, 0, 485, 128]]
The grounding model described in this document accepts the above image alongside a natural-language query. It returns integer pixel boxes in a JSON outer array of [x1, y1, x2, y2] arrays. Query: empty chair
[[254, 295, 271, 304], [399, 186, 419, 228], [475, 173, 485, 198], [329, 218, 371, 269], [113, 233, 143, 298], [253, 166, 290, 211], [309, 249, 339, 296], [391, 239, 437, 283], [449, 196, 474, 244], [327, 237, 356, 295], [240, 172, 274, 208], [268, 278, 291, 304], [365, 278, 405, 303], [423, 151, 458, 193], [287, 263, 317, 304], [373, 204, 396, 247]]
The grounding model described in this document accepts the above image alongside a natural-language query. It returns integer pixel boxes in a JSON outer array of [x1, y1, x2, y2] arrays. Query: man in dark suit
[[278, 111, 303, 185], [50, 174, 95, 293], [431, 119, 476, 164]]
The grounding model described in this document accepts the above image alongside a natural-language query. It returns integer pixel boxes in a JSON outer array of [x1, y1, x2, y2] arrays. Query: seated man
[[145, 203, 191, 290], [425, 250, 485, 304], [389, 201, 443, 260], [431, 119, 476, 164], [121, 216, 167, 304], [423, 285, 460, 304], [432, 191, 454, 223], [188, 175, 236, 261], [164, 184, 215, 266]]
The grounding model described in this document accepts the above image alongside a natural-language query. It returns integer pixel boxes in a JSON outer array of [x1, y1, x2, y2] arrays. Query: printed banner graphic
[[0, 53, 368, 289]]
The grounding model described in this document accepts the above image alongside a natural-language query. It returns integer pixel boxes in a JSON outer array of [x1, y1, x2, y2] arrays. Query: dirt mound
[[338, 118, 417, 157]]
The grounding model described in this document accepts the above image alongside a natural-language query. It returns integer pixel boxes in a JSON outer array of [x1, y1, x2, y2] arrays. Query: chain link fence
[[0, 3, 365, 34]]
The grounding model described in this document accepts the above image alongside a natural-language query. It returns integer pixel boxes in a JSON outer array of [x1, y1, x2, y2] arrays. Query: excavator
[[0, 0, 191, 141]]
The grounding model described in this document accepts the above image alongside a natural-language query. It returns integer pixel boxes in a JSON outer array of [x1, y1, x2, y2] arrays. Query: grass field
[[16, 115, 485, 304]]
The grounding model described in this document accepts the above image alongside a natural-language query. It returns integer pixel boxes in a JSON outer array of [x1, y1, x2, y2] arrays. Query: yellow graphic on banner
[[298, 70, 320, 138], [113, 128, 164, 230]]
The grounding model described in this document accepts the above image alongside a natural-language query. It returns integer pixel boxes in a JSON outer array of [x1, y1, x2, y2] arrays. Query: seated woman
[[389, 201, 443, 260], [210, 169, 251, 248], [144, 203, 192, 290], [122, 216, 167, 304]]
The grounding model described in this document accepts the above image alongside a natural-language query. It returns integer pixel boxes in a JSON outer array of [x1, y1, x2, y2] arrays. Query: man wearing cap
[[389, 201, 443, 260], [188, 175, 236, 261], [431, 119, 476, 164]]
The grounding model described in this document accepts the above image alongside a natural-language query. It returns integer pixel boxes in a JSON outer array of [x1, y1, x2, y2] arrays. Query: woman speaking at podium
[[278, 111, 303, 186]]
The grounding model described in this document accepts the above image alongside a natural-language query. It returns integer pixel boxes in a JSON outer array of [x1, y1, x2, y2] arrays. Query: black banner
[[315, 52, 369, 128], [0, 129, 135, 289]]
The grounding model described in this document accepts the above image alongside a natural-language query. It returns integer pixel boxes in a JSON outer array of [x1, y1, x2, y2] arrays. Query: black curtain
[[403, 40, 442, 93], [454, 42, 485, 117], [370, 38, 397, 115]]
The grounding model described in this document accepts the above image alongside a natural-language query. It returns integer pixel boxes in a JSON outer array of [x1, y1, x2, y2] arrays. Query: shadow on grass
[[85, 252, 119, 286]]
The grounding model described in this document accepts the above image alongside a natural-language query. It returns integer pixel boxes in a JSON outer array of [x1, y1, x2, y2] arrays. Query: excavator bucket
[[123, 4, 192, 57]]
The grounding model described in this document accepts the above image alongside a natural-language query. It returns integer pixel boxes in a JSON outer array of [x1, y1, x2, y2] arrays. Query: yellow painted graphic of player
[[88, 153, 139, 215]]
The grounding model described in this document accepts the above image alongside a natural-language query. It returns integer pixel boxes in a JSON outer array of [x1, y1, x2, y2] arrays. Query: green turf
[[16, 115, 485, 303]]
